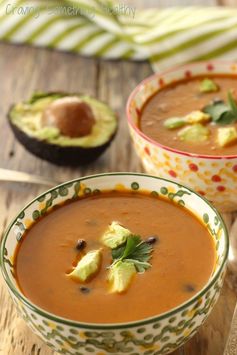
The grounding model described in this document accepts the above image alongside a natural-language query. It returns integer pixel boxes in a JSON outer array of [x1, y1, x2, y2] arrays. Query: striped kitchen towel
[[1, 0, 237, 71]]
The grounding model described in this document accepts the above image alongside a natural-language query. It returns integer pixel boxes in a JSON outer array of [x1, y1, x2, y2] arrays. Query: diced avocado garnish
[[185, 110, 211, 124], [199, 78, 219, 93], [164, 111, 211, 130], [163, 117, 186, 130], [108, 261, 136, 293], [203, 91, 237, 126], [217, 126, 237, 147], [101, 221, 131, 249], [69, 249, 102, 282], [178, 124, 210, 142]]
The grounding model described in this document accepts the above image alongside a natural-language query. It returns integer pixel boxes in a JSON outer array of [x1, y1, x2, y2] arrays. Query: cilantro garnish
[[111, 235, 153, 273], [203, 91, 237, 125], [227, 91, 237, 116]]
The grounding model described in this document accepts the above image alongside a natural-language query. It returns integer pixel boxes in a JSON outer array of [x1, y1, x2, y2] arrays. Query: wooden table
[[1, 0, 237, 354]]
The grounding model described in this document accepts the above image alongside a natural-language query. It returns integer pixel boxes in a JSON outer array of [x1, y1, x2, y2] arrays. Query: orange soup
[[140, 75, 237, 156], [14, 191, 216, 323]]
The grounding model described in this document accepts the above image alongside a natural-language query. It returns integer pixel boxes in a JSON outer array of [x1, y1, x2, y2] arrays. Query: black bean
[[183, 284, 196, 293], [76, 239, 86, 251], [146, 236, 159, 244], [80, 286, 91, 294]]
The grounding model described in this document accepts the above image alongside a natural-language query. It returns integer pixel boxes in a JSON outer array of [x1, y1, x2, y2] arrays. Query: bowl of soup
[[0, 173, 228, 355], [127, 61, 237, 212]]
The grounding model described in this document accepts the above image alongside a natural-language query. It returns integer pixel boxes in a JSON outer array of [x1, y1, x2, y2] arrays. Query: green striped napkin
[[1, 0, 237, 71]]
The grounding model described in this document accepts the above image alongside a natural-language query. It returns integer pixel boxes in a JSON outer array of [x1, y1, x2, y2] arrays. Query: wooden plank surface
[[1, 0, 237, 354]]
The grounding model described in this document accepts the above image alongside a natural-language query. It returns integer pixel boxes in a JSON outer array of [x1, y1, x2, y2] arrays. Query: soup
[[140, 75, 237, 155], [14, 190, 216, 324]]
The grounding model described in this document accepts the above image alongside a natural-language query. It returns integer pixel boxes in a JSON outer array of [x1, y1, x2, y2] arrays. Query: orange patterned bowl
[[127, 61, 237, 212]]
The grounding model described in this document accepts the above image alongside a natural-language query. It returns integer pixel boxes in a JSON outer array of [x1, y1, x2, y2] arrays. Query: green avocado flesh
[[9, 93, 117, 148]]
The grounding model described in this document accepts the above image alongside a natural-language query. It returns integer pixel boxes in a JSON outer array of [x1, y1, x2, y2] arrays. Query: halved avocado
[[8, 92, 118, 166]]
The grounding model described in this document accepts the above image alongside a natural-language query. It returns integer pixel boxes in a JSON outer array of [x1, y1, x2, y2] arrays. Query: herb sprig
[[203, 91, 237, 125], [111, 235, 153, 273]]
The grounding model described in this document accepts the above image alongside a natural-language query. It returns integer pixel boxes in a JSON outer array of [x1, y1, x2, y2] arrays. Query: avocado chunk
[[217, 126, 237, 147], [199, 78, 219, 93], [69, 249, 102, 282], [8, 92, 117, 166], [163, 117, 186, 130], [185, 110, 211, 124], [178, 124, 210, 142], [108, 261, 136, 293], [101, 221, 131, 249]]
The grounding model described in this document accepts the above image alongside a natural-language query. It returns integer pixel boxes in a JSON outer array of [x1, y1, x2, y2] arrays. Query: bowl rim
[[126, 60, 237, 160], [0, 172, 229, 330]]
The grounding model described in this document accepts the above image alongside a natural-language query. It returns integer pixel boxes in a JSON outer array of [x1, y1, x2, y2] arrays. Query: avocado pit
[[42, 97, 95, 138]]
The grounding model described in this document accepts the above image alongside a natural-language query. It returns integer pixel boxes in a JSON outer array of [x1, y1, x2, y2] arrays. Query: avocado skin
[[8, 117, 117, 166]]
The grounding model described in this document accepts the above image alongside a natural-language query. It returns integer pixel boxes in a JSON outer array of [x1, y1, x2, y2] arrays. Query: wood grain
[[224, 301, 237, 354], [1, 1, 237, 354]]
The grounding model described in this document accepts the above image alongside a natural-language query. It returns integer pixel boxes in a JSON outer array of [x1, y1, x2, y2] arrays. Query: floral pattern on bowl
[[127, 61, 237, 212], [0, 173, 228, 355]]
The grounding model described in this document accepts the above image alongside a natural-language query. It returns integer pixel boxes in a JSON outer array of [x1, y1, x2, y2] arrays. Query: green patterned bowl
[[0, 173, 228, 355]]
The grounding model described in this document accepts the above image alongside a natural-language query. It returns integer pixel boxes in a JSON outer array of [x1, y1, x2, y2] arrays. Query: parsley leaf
[[125, 259, 151, 273], [219, 111, 237, 125], [127, 240, 153, 262], [111, 244, 126, 260], [203, 102, 229, 122], [203, 91, 237, 125], [227, 91, 237, 115], [111, 235, 153, 272], [121, 235, 141, 259]]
